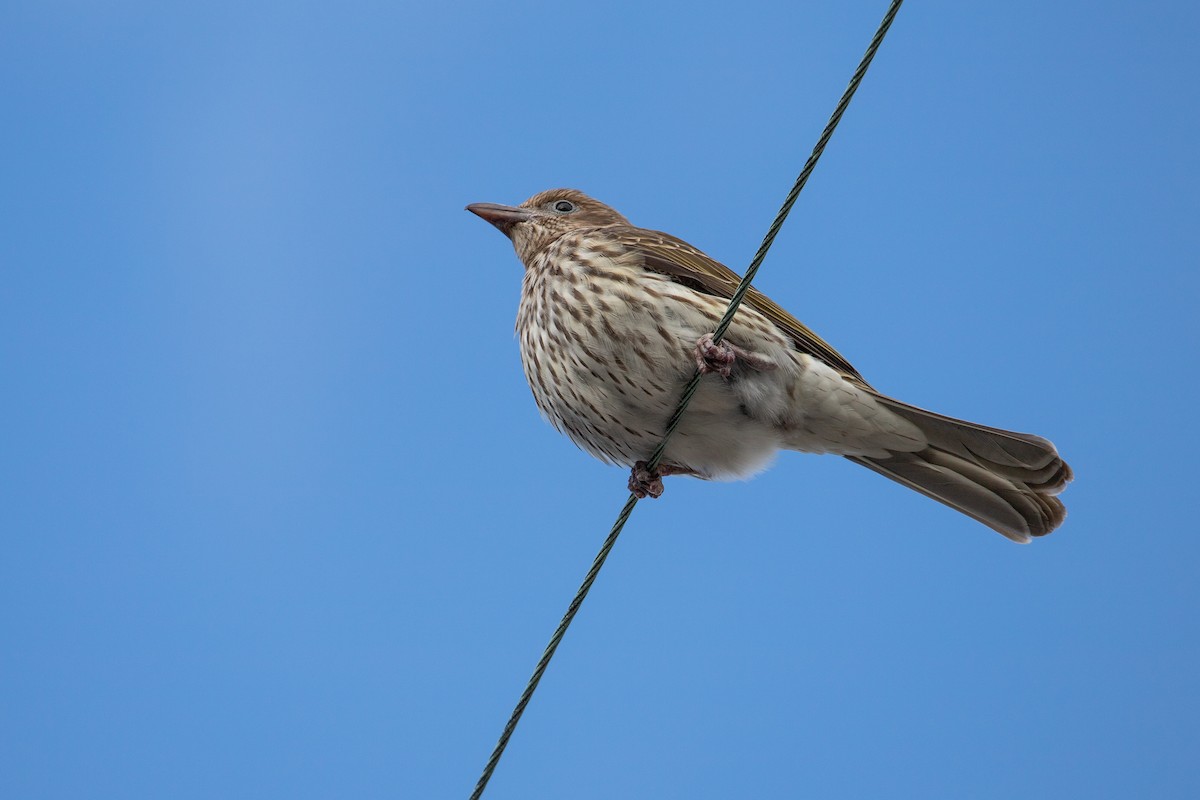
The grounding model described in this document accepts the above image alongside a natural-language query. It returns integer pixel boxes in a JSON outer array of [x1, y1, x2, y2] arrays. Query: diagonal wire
[[470, 2, 904, 797]]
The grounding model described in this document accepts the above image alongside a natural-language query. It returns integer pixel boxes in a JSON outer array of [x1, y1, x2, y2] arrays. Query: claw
[[628, 461, 665, 499], [695, 333, 736, 377], [627, 461, 701, 498], [694, 333, 778, 378]]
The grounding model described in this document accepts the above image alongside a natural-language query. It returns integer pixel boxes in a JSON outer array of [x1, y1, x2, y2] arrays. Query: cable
[[470, 3, 905, 796]]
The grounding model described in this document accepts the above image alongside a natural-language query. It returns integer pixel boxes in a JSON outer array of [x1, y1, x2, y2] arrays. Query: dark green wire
[[470, 2, 905, 796]]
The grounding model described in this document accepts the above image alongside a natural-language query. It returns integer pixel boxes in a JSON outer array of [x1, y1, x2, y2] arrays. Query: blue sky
[[3, 1, 1198, 798]]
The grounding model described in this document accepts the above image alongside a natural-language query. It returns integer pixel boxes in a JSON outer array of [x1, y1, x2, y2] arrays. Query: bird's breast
[[515, 249, 700, 464]]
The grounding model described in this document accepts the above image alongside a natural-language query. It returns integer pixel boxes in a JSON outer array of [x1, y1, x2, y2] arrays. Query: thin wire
[[470, 3, 904, 797], [469, 495, 638, 800]]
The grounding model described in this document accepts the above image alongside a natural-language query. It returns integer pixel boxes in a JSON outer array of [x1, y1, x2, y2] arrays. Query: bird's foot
[[694, 333, 777, 378], [629, 462, 665, 499], [628, 461, 697, 499]]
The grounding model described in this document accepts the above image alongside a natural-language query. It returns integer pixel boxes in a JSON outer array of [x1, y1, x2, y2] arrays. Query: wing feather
[[608, 227, 865, 382]]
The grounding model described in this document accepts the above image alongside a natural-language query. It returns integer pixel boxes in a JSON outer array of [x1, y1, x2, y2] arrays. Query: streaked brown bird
[[468, 189, 1072, 542]]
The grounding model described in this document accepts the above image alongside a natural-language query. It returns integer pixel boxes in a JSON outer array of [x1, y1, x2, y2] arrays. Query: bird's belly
[[518, 317, 783, 479]]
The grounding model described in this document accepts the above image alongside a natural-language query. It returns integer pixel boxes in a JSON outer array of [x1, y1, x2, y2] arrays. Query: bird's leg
[[694, 333, 778, 378], [628, 461, 699, 499]]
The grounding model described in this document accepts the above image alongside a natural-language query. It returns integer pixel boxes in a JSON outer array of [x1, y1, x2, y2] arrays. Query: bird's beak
[[466, 202, 534, 237]]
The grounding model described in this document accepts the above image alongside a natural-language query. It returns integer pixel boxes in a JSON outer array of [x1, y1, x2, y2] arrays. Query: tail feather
[[851, 394, 1072, 543]]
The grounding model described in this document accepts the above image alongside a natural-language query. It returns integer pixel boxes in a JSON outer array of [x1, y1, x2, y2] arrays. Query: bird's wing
[[612, 226, 866, 382]]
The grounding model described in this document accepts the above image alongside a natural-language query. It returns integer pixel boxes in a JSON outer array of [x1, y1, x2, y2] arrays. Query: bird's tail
[[848, 394, 1073, 542]]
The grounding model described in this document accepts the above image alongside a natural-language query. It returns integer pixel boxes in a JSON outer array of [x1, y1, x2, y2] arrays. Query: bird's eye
[[553, 200, 575, 213]]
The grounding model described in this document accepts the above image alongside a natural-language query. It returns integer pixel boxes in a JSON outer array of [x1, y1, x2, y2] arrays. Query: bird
[[467, 189, 1072, 542]]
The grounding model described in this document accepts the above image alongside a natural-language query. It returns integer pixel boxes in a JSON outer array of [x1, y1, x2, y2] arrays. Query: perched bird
[[468, 189, 1072, 542]]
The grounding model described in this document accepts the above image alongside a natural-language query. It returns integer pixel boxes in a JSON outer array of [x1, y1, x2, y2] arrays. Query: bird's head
[[467, 189, 630, 263]]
